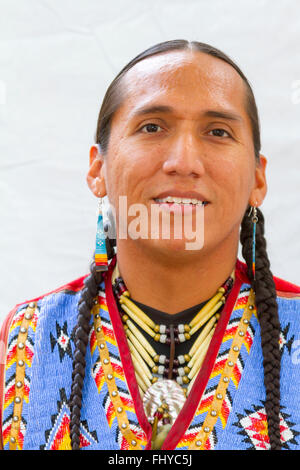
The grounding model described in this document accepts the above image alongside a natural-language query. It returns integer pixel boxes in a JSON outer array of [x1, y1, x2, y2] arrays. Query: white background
[[0, 0, 299, 325]]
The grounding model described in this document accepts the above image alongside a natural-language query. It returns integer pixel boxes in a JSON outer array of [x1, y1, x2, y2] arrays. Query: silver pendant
[[143, 379, 186, 425]]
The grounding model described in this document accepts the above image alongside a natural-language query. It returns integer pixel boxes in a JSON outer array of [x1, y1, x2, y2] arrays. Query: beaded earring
[[94, 198, 108, 271], [248, 205, 258, 280]]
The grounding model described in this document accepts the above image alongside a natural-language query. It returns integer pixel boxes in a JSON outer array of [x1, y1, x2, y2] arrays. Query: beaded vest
[[1, 259, 300, 450]]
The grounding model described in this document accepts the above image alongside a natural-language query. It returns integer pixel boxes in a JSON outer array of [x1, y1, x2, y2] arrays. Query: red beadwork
[[112, 277, 128, 300], [223, 277, 234, 295]]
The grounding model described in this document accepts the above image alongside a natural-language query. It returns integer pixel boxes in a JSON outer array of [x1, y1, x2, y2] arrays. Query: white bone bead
[[178, 355, 185, 364], [159, 355, 167, 364], [178, 333, 186, 343], [160, 334, 167, 343]]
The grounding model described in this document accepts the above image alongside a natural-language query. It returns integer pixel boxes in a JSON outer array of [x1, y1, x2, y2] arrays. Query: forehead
[[116, 50, 248, 121]]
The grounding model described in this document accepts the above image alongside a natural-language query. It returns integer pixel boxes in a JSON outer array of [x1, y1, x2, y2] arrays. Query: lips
[[153, 190, 209, 206]]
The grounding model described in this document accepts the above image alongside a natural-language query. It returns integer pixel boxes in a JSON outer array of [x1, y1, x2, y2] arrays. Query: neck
[[115, 237, 238, 314]]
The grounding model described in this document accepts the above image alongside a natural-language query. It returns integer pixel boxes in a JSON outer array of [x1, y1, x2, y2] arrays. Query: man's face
[[95, 50, 266, 256]]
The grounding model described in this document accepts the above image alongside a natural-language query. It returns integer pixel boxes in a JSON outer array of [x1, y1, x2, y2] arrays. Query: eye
[[139, 123, 163, 134], [208, 128, 231, 138]]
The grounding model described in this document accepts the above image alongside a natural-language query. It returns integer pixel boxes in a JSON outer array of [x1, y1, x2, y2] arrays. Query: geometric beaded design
[[279, 323, 294, 356], [89, 284, 147, 449], [50, 321, 75, 363], [2, 302, 41, 449], [233, 402, 300, 450], [175, 284, 257, 450], [2, 266, 299, 450], [40, 388, 98, 450]]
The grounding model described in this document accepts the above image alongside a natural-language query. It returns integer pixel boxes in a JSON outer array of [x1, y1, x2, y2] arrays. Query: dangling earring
[[94, 198, 108, 272], [248, 205, 258, 280]]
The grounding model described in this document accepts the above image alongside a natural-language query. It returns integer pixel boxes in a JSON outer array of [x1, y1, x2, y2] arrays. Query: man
[[1, 40, 299, 451]]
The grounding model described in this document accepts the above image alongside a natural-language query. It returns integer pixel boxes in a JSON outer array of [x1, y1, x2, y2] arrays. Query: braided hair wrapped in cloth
[[1, 40, 300, 451]]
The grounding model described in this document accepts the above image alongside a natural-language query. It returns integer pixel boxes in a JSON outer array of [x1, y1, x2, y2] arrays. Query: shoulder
[[1, 273, 88, 338], [0, 275, 89, 449], [0, 276, 88, 392], [236, 259, 300, 297], [236, 259, 300, 324], [0, 274, 89, 447]]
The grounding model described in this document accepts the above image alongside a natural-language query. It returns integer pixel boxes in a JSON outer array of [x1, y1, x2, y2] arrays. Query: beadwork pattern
[[2, 302, 40, 449], [169, 285, 256, 449], [90, 286, 147, 449], [2, 266, 300, 450]]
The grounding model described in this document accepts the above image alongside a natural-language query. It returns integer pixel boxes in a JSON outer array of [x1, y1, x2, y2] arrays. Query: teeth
[[155, 196, 206, 205]]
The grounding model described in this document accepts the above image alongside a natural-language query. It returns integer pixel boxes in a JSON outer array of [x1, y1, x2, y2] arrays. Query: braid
[[69, 236, 115, 450], [240, 207, 282, 450], [69, 261, 103, 449]]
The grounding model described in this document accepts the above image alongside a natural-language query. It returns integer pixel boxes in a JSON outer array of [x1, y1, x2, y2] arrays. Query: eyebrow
[[130, 105, 244, 123]]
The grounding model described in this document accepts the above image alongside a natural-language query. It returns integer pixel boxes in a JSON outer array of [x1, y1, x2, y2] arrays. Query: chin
[[142, 237, 205, 258]]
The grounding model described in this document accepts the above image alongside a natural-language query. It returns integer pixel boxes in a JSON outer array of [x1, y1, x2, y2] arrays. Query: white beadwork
[[178, 333, 186, 343], [178, 355, 185, 364], [159, 355, 167, 364], [160, 334, 167, 344]]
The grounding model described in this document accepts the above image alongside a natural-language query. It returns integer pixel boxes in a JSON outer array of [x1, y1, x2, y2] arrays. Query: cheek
[[104, 150, 151, 207], [208, 155, 255, 206], [108, 142, 162, 188]]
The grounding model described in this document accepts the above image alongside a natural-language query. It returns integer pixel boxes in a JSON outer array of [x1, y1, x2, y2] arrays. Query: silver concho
[[143, 379, 186, 425]]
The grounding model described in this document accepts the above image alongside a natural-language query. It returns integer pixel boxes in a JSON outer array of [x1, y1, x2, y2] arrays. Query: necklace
[[111, 266, 234, 448], [112, 266, 234, 449], [113, 269, 234, 393]]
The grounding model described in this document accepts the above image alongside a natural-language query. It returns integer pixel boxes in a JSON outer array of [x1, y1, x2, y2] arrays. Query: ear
[[249, 154, 267, 207], [86, 145, 107, 197]]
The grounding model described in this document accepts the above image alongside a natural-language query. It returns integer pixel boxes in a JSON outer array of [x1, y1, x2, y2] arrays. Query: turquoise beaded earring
[[94, 198, 108, 272], [248, 205, 258, 280]]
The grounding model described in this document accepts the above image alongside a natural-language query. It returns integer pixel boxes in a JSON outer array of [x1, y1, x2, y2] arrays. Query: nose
[[162, 127, 205, 178]]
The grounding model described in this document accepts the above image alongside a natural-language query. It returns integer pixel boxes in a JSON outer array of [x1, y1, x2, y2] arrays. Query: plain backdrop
[[1, 0, 300, 325]]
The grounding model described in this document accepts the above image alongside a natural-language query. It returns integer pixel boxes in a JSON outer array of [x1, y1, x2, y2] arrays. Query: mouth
[[154, 196, 209, 206], [152, 194, 209, 216], [153, 190, 210, 208]]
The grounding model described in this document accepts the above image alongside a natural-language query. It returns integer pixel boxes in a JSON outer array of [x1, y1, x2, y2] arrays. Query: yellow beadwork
[[188, 328, 216, 379], [113, 266, 234, 399], [126, 329, 155, 368], [189, 314, 218, 357], [122, 303, 156, 338], [126, 319, 156, 357], [120, 295, 156, 329], [189, 291, 224, 328], [189, 298, 224, 336]]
